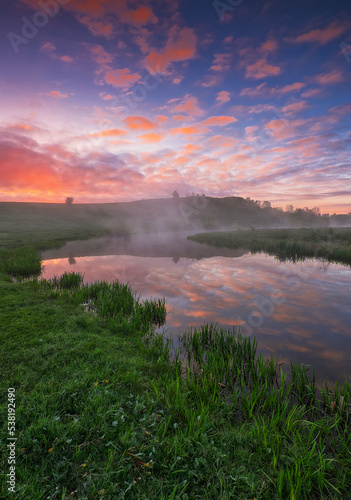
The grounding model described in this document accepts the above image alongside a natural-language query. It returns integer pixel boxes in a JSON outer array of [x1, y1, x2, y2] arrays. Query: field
[[188, 227, 351, 266], [1, 203, 351, 498]]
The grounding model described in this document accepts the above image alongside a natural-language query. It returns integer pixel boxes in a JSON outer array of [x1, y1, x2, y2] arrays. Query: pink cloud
[[265, 119, 296, 140], [223, 35, 234, 44], [171, 126, 205, 135], [138, 133, 164, 143], [104, 69, 141, 88], [144, 26, 197, 74], [78, 15, 114, 37], [88, 129, 127, 138], [260, 36, 278, 54], [201, 116, 237, 127], [210, 53, 231, 72], [47, 91, 69, 99], [59, 55, 74, 63], [240, 81, 305, 97], [90, 45, 114, 65], [245, 58, 282, 79], [123, 6, 158, 25], [301, 88, 322, 98], [277, 82, 305, 94], [123, 116, 157, 131], [286, 20, 351, 45], [216, 91, 231, 104], [40, 41, 73, 63], [245, 126, 258, 134], [99, 92, 116, 101], [199, 74, 223, 87], [240, 83, 268, 97], [282, 100, 310, 115], [313, 69, 344, 85], [169, 94, 205, 117], [41, 41, 56, 53]]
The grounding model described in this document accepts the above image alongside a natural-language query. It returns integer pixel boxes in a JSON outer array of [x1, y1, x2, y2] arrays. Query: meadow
[[1, 204, 351, 498], [188, 227, 351, 266]]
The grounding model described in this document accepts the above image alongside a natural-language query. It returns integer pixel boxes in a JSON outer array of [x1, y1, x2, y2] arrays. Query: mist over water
[[42, 233, 351, 387]]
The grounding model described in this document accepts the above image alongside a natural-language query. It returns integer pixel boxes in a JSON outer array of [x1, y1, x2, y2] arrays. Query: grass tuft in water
[[0, 245, 42, 278], [40, 271, 166, 329]]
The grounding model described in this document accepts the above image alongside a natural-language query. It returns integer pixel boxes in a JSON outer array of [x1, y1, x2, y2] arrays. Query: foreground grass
[[1, 250, 351, 498], [188, 227, 351, 266]]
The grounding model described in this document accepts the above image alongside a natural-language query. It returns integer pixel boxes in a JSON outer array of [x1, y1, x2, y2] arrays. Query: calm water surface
[[42, 233, 351, 386]]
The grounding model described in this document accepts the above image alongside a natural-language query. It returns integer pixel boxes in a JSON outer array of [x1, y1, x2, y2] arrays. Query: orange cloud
[[245, 58, 281, 79], [201, 116, 237, 127], [144, 26, 197, 74], [10, 124, 34, 132], [264, 118, 305, 141], [172, 126, 204, 135], [286, 20, 351, 45], [90, 45, 114, 65], [138, 133, 164, 143], [47, 91, 69, 99], [123, 116, 156, 131], [78, 15, 113, 37], [169, 94, 205, 117], [124, 6, 158, 25], [59, 55, 73, 63], [99, 92, 116, 100], [104, 68, 141, 88], [89, 129, 127, 138]]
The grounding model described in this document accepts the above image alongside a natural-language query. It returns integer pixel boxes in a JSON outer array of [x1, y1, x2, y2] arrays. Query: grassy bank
[[188, 227, 351, 266], [1, 245, 351, 498]]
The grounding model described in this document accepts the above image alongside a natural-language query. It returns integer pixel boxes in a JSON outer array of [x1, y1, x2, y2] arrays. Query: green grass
[[0, 246, 42, 278], [0, 232, 350, 498], [188, 227, 351, 266]]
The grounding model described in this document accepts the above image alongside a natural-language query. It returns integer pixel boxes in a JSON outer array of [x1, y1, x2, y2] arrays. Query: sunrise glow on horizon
[[1, 0, 351, 213]]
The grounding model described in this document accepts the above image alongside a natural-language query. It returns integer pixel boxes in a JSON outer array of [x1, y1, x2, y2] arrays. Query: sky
[[1, 0, 351, 213]]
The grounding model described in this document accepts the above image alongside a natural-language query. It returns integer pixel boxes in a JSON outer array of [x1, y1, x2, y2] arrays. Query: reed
[[188, 227, 351, 265], [40, 271, 166, 329], [0, 245, 42, 278]]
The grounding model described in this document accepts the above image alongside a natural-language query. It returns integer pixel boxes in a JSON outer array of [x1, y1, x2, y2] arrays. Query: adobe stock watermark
[[177, 194, 211, 225], [213, 0, 243, 21], [340, 42, 351, 65], [7, 0, 70, 54], [237, 261, 321, 336]]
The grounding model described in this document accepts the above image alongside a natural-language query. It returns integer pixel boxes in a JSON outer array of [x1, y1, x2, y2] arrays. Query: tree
[[172, 190, 180, 199], [262, 201, 271, 209], [286, 204, 294, 213], [65, 197, 74, 205]]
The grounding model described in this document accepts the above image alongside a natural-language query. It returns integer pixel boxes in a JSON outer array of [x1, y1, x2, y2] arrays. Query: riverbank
[[188, 227, 351, 266], [0, 240, 350, 498]]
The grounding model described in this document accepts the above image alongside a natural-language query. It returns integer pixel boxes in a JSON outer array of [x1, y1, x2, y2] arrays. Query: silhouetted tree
[[65, 197, 74, 205], [262, 201, 271, 209], [172, 190, 180, 199]]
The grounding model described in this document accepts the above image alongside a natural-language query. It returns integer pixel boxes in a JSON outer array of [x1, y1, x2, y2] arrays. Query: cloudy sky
[[1, 0, 351, 212]]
